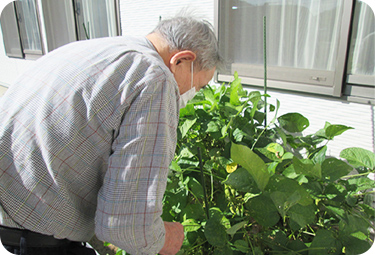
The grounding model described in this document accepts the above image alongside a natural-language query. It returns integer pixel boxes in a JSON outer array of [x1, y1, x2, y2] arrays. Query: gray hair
[[150, 15, 224, 71]]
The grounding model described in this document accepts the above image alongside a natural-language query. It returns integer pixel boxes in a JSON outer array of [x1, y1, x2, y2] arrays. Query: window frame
[[343, 1, 375, 103], [1, 0, 121, 58], [0, 2, 24, 58], [214, 0, 373, 104], [41, 0, 77, 52], [72, 0, 121, 41], [15, 0, 45, 59], [1, 0, 45, 59]]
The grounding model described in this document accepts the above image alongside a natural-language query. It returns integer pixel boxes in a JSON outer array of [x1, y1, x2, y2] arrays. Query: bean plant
[[110, 73, 374, 255], [163, 73, 375, 255]]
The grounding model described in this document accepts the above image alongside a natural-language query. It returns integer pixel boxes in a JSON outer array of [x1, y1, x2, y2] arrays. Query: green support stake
[[198, 147, 210, 219], [263, 16, 267, 128]]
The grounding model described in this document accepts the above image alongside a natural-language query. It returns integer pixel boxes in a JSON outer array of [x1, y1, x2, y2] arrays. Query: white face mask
[[179, 62, 196, 109]]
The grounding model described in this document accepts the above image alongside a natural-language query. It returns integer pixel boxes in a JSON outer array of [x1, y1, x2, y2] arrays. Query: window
[[0, 0, 120, 59], [0, 0, 44, 59], [345, 1, 375, 102], [41, 0, 77, 52], [215, 0, 374, 103], [73, 0, 119, 40], [16, 0, 43, 57], [0, 2, 23, 58]]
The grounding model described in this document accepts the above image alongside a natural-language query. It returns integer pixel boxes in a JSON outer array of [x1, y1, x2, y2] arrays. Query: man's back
[[0, 36, 179, 253]]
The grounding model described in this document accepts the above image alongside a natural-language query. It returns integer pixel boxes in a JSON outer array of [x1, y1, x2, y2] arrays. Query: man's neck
[[146, 33, 175, 68]]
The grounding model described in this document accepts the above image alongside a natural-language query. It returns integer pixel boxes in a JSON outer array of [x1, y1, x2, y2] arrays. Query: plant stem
[[83, 22, 90, 39], [183, 168, 225, 181], [246, 234, 255, 255], [342, 171, 374, 179], [352, 190, 375, 196]]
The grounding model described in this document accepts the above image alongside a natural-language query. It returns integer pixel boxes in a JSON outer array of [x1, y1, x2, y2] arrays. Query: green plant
[[164, 73, 375, 254]]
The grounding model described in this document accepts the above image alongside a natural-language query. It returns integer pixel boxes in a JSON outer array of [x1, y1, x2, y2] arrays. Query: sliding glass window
[[15, 0, 43, 57], [73, 0, 119, 40], [1, 0, 120, 58], [216, 0, 356, 97], [0, 0, 44, 59], [345, 1, 375, 102]]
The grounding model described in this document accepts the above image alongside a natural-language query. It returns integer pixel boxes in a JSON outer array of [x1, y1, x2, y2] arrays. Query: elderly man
[[0, 14, 222, 255]]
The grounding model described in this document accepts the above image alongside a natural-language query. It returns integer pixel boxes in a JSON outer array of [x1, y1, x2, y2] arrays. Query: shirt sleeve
[[94, 61, 179, 254]]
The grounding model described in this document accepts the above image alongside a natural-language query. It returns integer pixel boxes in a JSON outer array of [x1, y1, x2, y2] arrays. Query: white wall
[[0, 0, 374, 158], [119, 0, 215, 36], [0, 25, 35, 87]]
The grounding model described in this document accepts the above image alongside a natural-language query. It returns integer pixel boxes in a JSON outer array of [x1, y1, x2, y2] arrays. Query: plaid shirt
[[0, 36, 180, 254]]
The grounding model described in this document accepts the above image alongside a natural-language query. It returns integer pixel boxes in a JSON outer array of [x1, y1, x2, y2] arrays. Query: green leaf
[[321, 158, 352, 181], [223, 103, 242, 117], [340, 147, 375, 169], [181, 203, 206, 221], [226, 220, 247, 237], [179, 147, 194, 158], [181, 219, 201, 232], [309, 229, 342, 255], [163, 189, 188, 211], [231, 143, 270, 191], [325, 124, 353, 139], [178, 158, 199, 167], [282, 164, 299, 179], [287, 240, 308, 255], [232, 128, 250, 142], [293, 157, 322, 179], [350, 231, 368, 240], [188, 178, 204, 199], [203, 87, 216, 106], [268, 99, 281, 126], [278, 113, 309, 133], [248, 91, 262, 119], [213, 245, 234, 255], [234, 240, 250, 253], [282, 152, 293, 160], [324, 182, 347, 202], [266, 143, 284, 157], [270, 190, 301, 217], [311, 145, 327, 165], [229, 74, 243, 106], [348, 177, 375, 193], [180, 104, 195, 117], [183, 232, 198, 249], [206, 120, 220, 133], [339, 214, 371, 238], [315, 122, 353, 140], [169, 160, 182, 172], [204, 210, 228, 247], [325, 205, 346, 220], [266, 176, 313, 207], [288, 203, 316, 228], [359, 202, 375, 218], [223, 167, 260, 193], [342, 236, 371, 255], [179, 118, 196, 139], [266, 231, 289, 252], [338, 214, 372, 254], [246, 194, 280, 227]]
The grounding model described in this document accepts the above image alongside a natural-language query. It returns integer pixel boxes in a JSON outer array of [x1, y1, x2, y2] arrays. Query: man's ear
[[169, 51, 196, 74]]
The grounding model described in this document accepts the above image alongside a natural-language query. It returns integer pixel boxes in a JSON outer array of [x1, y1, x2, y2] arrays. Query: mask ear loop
[[191, 61, 194, 89]]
